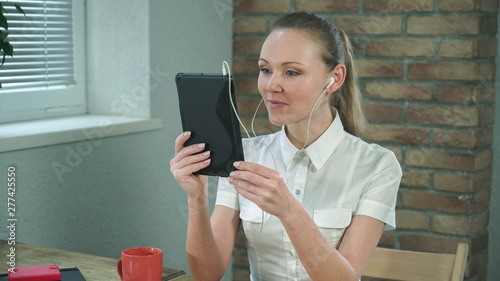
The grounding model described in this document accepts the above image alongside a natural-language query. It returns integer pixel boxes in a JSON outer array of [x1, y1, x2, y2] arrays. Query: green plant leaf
[[0, 30, 8, 40], [0, 12, 7, 30], [1, 52, 5, 66], [2, 41, 13, 56], [14, 4, 26, 18]]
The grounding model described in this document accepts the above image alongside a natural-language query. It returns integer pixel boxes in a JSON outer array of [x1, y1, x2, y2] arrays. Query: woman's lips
[[268, 100, 287, 109]]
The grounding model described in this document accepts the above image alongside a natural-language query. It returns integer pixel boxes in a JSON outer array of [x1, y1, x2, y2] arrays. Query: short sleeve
[[215, 177, 240, 211], [355, 153, 402, 231]]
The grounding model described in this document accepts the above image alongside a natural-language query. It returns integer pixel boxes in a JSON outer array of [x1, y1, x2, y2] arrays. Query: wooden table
[[0, 240, 193, 280]]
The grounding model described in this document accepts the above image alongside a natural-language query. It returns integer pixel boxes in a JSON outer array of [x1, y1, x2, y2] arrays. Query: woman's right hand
[[170, 131, 211, 199]]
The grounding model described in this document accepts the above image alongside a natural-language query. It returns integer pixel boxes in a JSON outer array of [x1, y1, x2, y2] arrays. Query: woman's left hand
[[228, 161, 296, 218]]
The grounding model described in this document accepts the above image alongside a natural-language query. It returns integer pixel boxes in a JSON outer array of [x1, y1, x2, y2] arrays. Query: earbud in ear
[[326, 77, 335, 89]]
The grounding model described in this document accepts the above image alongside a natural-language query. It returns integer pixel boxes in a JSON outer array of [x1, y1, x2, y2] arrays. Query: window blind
[[0, 0, 75, 91]]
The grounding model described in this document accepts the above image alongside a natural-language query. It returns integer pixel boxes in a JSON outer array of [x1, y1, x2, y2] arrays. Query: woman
[[170, 12, 402, 281]]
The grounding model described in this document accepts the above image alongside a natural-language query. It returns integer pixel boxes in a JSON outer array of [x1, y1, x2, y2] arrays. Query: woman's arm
[[170, 132, 240, 280], [280, 204, 384, 281], [186, 202, 240, 281]]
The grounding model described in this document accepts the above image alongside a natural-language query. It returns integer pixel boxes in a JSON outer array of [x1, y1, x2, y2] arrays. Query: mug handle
[[117, 258, 124, 281]]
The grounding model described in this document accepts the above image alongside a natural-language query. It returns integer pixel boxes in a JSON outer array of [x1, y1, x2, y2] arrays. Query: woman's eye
[[286, 70, 299, 76], [260, 67, 270, 74]]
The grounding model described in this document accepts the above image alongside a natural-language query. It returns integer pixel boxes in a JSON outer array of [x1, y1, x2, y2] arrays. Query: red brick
[[434, 169, 492, 192], [478, 38, 498, 57], [236, 96, 267, 116], [471, 230, 489, 255], [233, 57, 259, 75], [407, 105, 479, 127], [479, 15, 497, 34], [402, 190, 475, 214], [365, 83, 431, 100], [233, 37, 265, 55], [235, 77, 259, 95], [421, 151, 471, 172], [479, 63, 496, 81], [434, 129, 477, 149], [408, 62, 479, 81], [480, 0, 499, 12], [478, 107, 495, 126], [335, 16, 402, 34], [233, 17, 267, 33], [365, 125, 429, 145], [408, 15, 484, 35], [296, 0, 358, 12], [357, 60, 403, 78], [399, 234, 470, 254], [439, 0, 479, 11], [396, 210, 428, 230], [476, 128, 493, 147], [440, 39, 498, 58], [400, 169, 430, 188], [366, 38, 435, 57], [405, 149, 490, 171], [439, 0, 499, 13], [478, 87, 495, 103], [364, 0, 433, 11], [432, 211, 489, 235], [234, 0, 291, 14], [473, 189, 491, 213], [467, 251, 489, 277], [378, 231, 395, 247], [436, 85, 495, 105], [362, 103, 404, 123], [440, 40, 475, 58], [474, 149, 493, 171]]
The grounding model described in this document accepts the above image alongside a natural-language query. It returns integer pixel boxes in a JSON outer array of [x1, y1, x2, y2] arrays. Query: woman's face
[[258, 29, 333, 127]]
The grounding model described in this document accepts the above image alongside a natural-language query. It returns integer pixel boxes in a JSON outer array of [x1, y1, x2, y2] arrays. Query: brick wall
[[231, 1, 498, 280]]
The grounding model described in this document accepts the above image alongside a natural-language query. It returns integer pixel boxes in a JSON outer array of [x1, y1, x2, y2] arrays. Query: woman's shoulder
[[342, 131, 400, 166]]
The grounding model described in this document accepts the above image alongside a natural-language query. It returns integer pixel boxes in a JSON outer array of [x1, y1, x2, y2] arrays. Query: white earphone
[[325, 77, 335, 90]]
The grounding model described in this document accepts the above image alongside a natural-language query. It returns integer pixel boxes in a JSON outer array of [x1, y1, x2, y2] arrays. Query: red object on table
[[7, 265, 61, 281]]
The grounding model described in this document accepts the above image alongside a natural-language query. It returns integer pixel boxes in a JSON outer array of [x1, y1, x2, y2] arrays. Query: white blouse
[[215, 110, 402, 281]]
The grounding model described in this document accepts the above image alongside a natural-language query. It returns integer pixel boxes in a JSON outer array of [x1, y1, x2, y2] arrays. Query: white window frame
[[0, 0, 86, 124]]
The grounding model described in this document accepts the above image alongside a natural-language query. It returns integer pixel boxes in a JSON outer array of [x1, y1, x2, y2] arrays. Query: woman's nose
[[265, 73, 283, 93]]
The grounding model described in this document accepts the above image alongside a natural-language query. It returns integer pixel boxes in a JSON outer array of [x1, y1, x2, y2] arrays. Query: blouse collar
[[280, 107, 345, 171]]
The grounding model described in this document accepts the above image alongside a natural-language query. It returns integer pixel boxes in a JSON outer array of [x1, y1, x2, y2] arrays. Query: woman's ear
[[327, 64, 347, 94]]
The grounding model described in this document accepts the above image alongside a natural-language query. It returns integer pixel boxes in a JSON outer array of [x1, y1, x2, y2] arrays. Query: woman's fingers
[[170, 131, 212, 180], [172, 150, 211, 173], [174, 131, 192, 155], [233, 161, 281, 180]]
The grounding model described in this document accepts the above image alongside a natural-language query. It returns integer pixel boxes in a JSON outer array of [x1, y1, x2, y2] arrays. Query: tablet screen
[[175, 73, 244, 177]]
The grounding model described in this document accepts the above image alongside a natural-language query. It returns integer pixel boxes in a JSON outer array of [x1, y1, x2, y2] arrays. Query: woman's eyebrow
[[259, 58, 304, 66]]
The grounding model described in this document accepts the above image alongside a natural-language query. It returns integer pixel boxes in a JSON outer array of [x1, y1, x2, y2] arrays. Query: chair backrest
[[362, 243, 469, 281]]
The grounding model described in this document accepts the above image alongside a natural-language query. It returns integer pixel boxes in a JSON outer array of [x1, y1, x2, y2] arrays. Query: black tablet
[[175, 73, 244, 177]]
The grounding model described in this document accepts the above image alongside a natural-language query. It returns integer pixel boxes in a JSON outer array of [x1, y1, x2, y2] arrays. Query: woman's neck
[[285, 104, 335, 150]]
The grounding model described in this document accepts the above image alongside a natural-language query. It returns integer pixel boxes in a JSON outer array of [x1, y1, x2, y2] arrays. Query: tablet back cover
[[175, 73, 244, 177]]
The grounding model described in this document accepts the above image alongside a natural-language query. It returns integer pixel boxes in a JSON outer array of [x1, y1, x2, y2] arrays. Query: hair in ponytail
[[272, 12, 366, 137]]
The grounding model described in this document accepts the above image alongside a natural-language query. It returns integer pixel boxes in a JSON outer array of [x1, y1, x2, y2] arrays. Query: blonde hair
[[272, 12, 366, 137]]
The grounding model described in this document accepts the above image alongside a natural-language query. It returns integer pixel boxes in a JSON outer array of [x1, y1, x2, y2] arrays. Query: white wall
[[0, 0, 233, 279]]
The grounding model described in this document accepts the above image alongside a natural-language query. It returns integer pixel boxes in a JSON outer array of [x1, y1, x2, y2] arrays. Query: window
[[0, 0, 85, 124]]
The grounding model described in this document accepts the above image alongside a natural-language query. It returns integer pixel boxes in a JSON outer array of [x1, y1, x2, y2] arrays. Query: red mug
[[117, 247, 163, 281]]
